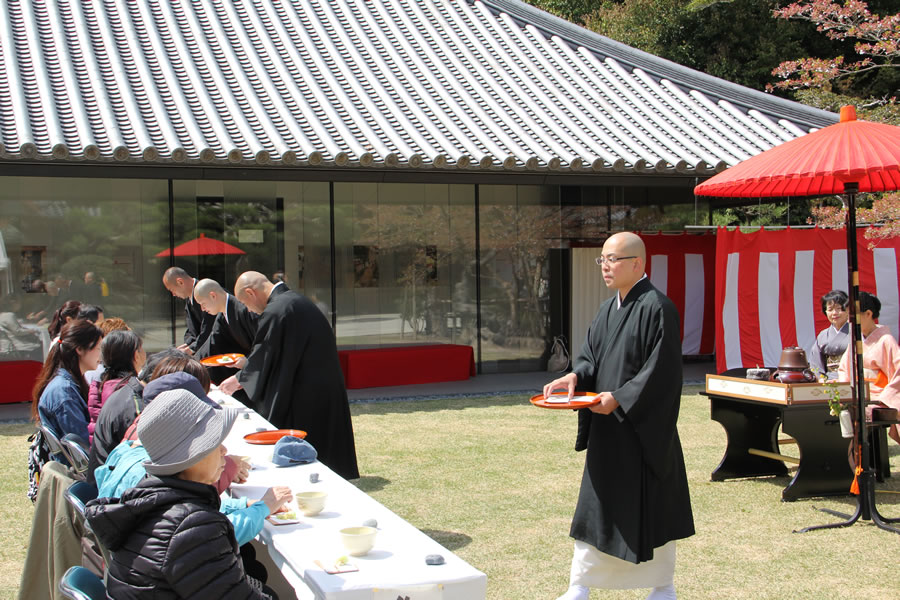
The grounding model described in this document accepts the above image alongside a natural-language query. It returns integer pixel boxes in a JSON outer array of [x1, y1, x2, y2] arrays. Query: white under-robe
[[570, 540, 676, 589]]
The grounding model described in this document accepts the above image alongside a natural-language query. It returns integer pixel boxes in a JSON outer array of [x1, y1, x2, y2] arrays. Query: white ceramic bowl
[[295, 491, 327, 516], [340, 526, 377, 556]]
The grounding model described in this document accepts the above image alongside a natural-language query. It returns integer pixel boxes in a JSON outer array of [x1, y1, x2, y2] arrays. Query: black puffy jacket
[[85, 475, 265, 600]]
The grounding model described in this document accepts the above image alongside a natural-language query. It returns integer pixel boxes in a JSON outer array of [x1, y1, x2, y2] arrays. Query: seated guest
[[87, 348, 193, 482], [84, 317, 133, 385], [94, 374, 291, 548], [813, 290, 850, 378], [47, 300, 81, 340], [32, 320, 102, 445], [85, 389, 274, 598], [76, 304, 104, 327], [838, 291, 900, 445], [86, 330, 145, 444]]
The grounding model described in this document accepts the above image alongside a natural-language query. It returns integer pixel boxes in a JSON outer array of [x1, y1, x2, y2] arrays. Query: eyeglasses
[[595, 255, 638, 266]]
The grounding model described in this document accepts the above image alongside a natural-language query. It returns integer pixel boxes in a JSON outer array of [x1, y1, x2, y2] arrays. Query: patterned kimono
[[838, 325, 900, 411]]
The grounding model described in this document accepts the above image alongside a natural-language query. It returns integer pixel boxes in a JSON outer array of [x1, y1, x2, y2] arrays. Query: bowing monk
[[544, 232, 694, 600], [192, 278, 258, 386], [162, 267, 215, 355], [220, 272, 359, 479]]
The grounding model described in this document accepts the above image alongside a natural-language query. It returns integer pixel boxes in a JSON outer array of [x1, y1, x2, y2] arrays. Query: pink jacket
[[87, 377, 125, 444]]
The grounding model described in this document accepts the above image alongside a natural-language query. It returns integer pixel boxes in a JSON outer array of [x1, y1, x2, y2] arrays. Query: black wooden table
[[703, 375, 869, 501]]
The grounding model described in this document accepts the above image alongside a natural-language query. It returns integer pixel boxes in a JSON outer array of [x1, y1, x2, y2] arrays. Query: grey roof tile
[[0, 0, 836, 174]]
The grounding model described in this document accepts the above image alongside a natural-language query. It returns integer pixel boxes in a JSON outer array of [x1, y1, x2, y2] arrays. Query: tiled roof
[[0, 0, 836, 175]]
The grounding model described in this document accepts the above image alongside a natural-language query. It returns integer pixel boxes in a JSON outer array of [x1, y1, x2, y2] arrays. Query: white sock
[[646, 583, 676, 600], [555, 584, 589, 600]]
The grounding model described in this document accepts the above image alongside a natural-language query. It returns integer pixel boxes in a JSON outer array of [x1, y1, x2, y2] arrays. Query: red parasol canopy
[[155, 233, 246, 257], [694, 106, 900, 198]]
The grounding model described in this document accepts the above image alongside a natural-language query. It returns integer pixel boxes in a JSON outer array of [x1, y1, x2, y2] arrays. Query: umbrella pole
[[796, 182, 900, 535]]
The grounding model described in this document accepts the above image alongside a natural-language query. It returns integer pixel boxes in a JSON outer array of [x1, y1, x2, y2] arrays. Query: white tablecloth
[[215, 390, 487, 600]]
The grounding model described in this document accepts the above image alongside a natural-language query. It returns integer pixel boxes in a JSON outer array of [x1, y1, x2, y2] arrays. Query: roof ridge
[[477, 0, 836, 129]]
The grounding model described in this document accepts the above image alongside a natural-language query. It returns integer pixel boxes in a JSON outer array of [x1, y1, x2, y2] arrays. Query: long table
[[214, 390, 487, 600]]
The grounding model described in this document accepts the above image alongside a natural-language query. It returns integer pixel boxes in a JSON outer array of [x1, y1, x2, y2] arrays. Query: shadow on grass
[[352, 394, 529, 415], [353, 475, 391, 493], [419, 528, 473, 551], [0, 423, 33, 438]]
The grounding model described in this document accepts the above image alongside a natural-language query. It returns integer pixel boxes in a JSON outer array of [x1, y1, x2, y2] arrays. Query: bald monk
[[193, 278, 258, 386], [220, 272, 359, 479], [162, 267, 215, 355], [544, 232, 694, 600]]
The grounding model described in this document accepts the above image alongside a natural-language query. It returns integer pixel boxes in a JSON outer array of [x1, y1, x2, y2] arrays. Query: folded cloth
[[272, 436, 317, 467]]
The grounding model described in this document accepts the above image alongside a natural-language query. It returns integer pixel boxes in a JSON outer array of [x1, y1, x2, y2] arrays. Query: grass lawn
[[3, 387, 899, 599]]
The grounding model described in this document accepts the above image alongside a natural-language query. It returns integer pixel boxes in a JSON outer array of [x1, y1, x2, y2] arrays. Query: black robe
[[237, 285, 359, 479], [569, 277, 694, 564], [184, 281, 215, 353], [195, 295, 259, 387]]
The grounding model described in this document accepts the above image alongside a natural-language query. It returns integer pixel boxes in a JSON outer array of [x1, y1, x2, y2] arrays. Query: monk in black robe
[[220, 271, 359, 480], [544, 232, 693, 600], [192, 278, 258, 387], [162, 267, 215, 355]]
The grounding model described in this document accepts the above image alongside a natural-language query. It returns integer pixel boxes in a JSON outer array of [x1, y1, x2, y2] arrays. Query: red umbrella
[[155, 233, 246, 258], [695, 106, 900, 534], [695, 105, 900, 198]]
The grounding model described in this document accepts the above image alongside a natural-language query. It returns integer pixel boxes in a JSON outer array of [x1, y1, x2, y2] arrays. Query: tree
[[768, 0, 899, 112]]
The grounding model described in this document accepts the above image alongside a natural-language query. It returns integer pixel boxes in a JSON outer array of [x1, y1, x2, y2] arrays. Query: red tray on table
[[243, 429, 307, 445], [530, 392, 600, 410]]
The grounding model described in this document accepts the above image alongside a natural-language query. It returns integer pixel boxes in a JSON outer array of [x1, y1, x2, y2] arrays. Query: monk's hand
[[176, 343, 194, 356], [589, 391, 619, 415], [232, 356, 247, 369], [543, 372, 577, 400], [219, 375, 242, 396]]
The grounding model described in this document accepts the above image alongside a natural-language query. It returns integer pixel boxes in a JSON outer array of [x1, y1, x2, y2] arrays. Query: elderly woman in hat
[[85, 389, 273, 599]]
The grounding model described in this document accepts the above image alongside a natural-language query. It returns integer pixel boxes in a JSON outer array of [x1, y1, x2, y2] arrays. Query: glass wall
[[0, 173, 702, 372], [479, 185, 561, 372], [332, 182, 477, 348], [0, 177, 170, 360]]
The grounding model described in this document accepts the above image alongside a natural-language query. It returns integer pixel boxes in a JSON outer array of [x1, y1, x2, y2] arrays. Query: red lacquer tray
[[201, 353, 245, 367], [243, 429, 307, 445], [530, 392, 600, 410]]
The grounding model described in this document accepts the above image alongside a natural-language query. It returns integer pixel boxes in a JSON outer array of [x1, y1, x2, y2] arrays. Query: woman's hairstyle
[[150, 353, 211, 392], [99, 317, 130, 336], [139, 348, 184, 383], [48, 300, 82, 338], [820, 290, 849, 315], [76, 304, 104, 323], [32, 319, 102, 421], [859, 291, 881, 319], [99, 330, 143, 386]]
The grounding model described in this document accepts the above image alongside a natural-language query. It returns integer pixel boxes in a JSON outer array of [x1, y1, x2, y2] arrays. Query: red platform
[[0, 360, 42, 404], [338, 344, 476, 389]]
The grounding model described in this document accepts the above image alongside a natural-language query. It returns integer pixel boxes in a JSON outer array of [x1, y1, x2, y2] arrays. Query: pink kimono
[[838, 325, 900, 411]]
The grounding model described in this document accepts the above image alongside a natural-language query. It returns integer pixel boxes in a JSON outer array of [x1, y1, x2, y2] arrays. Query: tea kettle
[[773, 346, 816, 383]]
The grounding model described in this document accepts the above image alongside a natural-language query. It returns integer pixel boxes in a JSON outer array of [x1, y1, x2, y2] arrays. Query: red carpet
[[338, 344, 476, 389]]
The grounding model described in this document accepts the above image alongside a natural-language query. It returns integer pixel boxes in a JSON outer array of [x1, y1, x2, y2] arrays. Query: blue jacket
[[39, 369, 89, 444], [95, 440, 268, 546]]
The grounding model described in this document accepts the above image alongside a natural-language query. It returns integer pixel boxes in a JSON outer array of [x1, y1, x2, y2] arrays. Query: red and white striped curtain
[[714, 227, 900, 373], [640, 233, 716, 356]]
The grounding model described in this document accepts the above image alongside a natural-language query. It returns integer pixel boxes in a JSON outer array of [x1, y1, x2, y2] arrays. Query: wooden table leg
[[710, 397, 788, 481], [780, 406, 853, 501]]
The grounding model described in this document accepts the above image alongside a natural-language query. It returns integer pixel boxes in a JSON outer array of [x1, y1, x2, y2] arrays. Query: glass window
[[478, 185, 561, 372], [333, 182, 476, 349], [0, 176, 170, 359]]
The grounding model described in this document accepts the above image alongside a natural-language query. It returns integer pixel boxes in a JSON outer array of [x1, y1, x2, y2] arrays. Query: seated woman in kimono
[[838, 291, 900, 445], [814, 290, 849, 379]]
